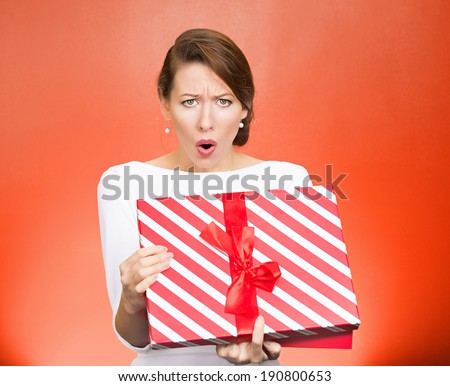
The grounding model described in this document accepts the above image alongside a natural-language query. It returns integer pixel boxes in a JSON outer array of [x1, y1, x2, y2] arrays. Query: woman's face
[[161, 62, 247, 172]]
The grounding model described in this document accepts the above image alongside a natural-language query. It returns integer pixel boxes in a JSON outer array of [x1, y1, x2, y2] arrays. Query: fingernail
[[164, 252, 173, 259]]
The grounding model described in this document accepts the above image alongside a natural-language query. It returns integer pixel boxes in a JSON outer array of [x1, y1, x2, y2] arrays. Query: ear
[[159, 97, 171, 120], [240, 107, 248, 121]]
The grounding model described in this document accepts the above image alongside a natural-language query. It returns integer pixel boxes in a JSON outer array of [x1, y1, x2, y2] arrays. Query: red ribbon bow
[[200, 223, 281, 315], [199, 192, 281, 336]]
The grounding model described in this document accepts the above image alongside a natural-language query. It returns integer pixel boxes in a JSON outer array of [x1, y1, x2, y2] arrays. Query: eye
[[217, 98, 232, 107], [182, 99, 198, 107]]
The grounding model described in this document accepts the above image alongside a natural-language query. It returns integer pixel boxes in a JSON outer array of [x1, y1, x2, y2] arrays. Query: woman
[[98, 28, 311, 365]]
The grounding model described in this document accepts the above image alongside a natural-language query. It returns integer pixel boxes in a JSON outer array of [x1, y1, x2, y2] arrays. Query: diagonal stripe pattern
[[137, 186, 360, 349]]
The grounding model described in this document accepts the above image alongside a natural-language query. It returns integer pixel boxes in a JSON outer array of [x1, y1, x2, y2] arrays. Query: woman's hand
[[115, 245, 173, 347], [119, 245, 173, 314], [216, 316, 281, 365]]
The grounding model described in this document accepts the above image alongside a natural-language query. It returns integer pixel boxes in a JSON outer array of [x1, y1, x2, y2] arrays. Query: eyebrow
[[180, 93, 199, 98], [179, 93, 234, 99]]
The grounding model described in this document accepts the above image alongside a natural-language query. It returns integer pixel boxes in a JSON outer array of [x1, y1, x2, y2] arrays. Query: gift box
[[137, 185, 360, 349]]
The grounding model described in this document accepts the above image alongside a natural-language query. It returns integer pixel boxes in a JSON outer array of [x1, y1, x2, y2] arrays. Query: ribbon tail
[[234, 295, 258, 340]]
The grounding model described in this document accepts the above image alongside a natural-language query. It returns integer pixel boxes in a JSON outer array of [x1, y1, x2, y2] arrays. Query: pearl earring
[[164, 127, 170, 134], [239, 121, 244, 129]]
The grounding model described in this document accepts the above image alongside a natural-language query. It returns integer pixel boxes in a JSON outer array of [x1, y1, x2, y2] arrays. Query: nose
[[198, 104, 213, 132]]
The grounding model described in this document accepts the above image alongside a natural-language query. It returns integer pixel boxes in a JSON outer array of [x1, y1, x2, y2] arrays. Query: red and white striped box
[[137, 186, 360, 349]]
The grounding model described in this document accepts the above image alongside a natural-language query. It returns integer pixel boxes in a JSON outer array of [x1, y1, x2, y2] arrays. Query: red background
[[1, 1, 449, 365]]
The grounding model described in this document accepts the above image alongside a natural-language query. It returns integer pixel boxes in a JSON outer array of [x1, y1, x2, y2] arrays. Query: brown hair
[[158, 28, 254, 146]]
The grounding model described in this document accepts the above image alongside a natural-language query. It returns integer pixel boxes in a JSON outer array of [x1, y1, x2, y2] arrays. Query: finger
[[132, 257, 172, 284], [216, 343, 236, 359], [134, 251, 173, 271], [249, 315, 265, 363], [121, 248, 171, 281], [216, 344, 226, 358], [251, 315, 265, 346], [262, 341, 281, 360], [121, 251, 172, 287], [135, 273, 160, 293], [134, 254, 174, 292], [121, 245, 168, 272], [216, 343, 244, 364]]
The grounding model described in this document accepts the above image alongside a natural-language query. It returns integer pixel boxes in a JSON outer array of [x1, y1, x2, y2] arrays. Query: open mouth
[[197, 140, 217, 157]]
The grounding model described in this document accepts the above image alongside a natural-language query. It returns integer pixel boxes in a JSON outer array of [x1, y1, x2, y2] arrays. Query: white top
[[97, 160, 311, 365]]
